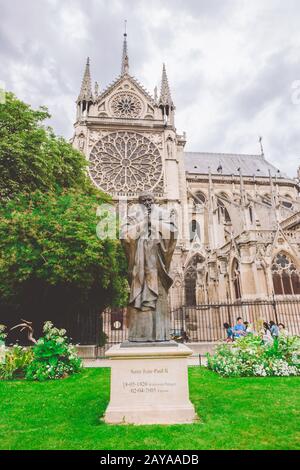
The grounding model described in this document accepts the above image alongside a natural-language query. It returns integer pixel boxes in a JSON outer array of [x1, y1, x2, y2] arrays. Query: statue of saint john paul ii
[[121, 192, 177, 343]]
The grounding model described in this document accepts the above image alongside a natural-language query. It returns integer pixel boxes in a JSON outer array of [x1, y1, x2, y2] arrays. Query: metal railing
[[170, 299, 300, 343], [97, 299, 300, 356]]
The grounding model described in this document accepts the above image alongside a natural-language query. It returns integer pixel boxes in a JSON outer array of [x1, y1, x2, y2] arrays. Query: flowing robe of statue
[[121, 203, 177, 342]]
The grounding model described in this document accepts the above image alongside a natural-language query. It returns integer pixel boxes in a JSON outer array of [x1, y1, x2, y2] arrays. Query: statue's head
[[138, 191, 155, 211]]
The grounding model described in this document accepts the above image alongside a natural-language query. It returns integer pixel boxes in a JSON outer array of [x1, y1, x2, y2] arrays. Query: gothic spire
[[121, 20, 129, 75], [259, 136, 264, 157], [159, 63, 174, 108], [78, 57, 93, 102]]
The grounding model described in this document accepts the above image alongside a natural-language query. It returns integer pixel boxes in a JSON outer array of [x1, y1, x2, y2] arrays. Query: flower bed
[[0, 322, 82, 381], [207, 334, 300, 377]]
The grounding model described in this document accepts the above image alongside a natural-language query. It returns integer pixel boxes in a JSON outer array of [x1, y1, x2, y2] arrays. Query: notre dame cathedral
[[72, 32, 300, 320]]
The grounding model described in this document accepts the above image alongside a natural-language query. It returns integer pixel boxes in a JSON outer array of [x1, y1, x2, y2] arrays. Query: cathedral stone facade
[[72, 34, 300, 311]]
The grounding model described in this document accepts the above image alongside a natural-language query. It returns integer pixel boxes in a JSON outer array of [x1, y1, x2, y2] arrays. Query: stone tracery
[[272, 252, 300, 295], [110, 92, 142, 118], [89, 131, 163, 195]]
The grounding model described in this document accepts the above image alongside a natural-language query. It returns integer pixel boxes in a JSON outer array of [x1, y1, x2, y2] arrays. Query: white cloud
[[1, 0, 299, 176], [59, 4, 89, 41]]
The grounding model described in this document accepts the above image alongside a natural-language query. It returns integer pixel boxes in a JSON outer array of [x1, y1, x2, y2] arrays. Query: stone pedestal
[[104, 342, 197, 425]]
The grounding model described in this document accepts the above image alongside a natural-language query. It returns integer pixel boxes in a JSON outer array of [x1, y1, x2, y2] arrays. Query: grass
[[0, 367, 299, 450]]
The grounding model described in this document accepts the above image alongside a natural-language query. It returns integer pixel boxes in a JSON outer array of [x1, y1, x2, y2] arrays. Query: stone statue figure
[[78, 133, 85, 150], [121, 192, 177, 342], [166, 137, 173, 158]]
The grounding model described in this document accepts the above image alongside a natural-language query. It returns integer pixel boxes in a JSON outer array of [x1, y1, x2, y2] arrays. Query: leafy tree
[[0, 92, 91, 199], [0, 190, 128, 343], [0, 92, 128, 343]]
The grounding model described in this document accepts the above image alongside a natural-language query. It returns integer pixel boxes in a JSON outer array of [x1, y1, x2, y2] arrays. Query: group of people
[[223, 317, 289, 343]]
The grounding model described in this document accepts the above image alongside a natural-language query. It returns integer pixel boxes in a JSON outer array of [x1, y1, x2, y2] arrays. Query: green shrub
[[0, 346, 33, 379], [207, 334, 300, 377], [25, 321, 82, 381]]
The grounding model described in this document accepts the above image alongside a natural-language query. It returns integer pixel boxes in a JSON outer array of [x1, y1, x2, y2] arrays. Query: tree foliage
[[0, 92, 128, 340], [0, 92, 91, 199], [0, 190, 128, 308]]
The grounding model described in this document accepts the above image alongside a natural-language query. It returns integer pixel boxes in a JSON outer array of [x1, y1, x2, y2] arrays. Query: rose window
[[89, 131, 163, 195], [110, 92, 142, 118]]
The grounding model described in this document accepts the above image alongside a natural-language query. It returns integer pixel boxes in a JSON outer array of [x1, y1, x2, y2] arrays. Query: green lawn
[[0, 367, 299, 450]]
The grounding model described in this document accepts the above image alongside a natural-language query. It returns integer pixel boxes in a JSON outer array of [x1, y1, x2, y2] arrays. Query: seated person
[[244, 321, 252, 335], [233, 317, 246, 338], [262, 322, 274, 344], [223, 322, 233, 342], [278, 323, 289, 337], [269, 321, 279, 339]]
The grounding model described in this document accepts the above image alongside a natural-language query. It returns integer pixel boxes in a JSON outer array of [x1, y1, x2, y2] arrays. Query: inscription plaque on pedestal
[[104, 343, 197, 425]]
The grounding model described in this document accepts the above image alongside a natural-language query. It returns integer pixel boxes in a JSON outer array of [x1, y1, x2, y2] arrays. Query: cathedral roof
[[184, 152, 285, 178]]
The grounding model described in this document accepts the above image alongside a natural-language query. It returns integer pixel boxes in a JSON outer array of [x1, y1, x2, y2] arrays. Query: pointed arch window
[[281, 195, 293, 209], [272, 253, 300, 296], [192, 192, 206, 212], [249, 206, 253, 224], [194, 192, 206, 205], [189, 219, 201, 243], [217, 198, 231, 224], [184, 255, 205, 306]]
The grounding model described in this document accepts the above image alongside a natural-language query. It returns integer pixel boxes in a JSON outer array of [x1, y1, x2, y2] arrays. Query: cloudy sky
[[1, 0, 300, 176]]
